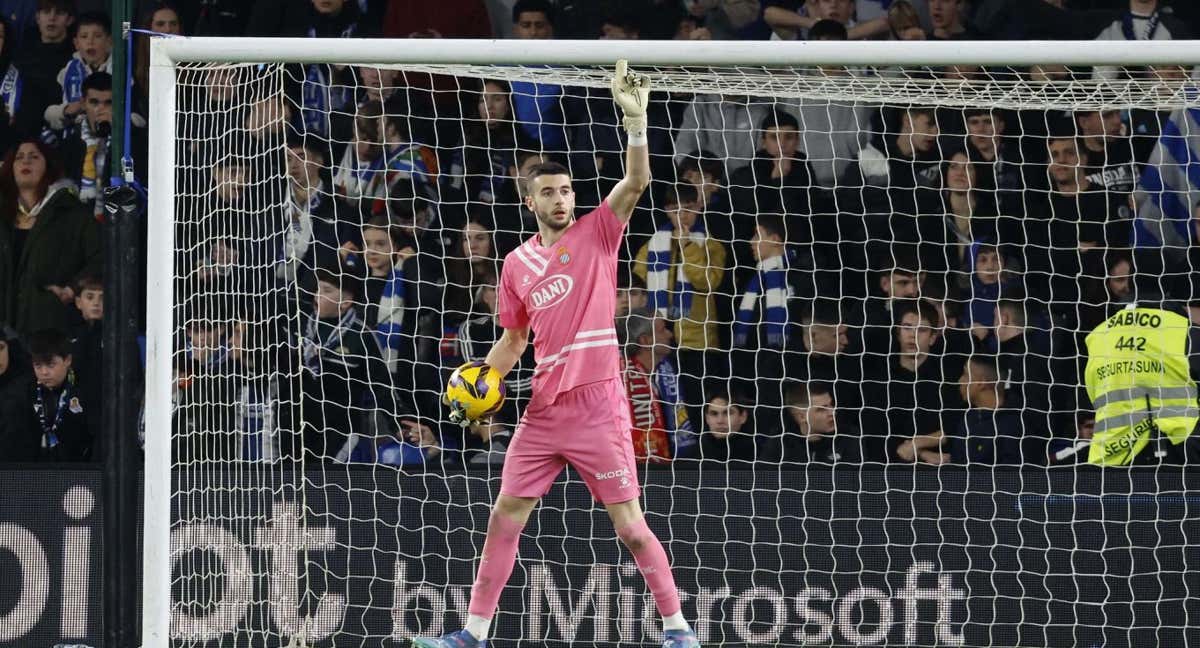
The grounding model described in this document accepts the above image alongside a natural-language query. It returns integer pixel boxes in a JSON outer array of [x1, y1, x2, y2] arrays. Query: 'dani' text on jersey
[[497, 200, 627, 410]]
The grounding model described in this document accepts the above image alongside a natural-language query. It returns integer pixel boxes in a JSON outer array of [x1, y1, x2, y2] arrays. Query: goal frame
[[142, 36, 1200, 647]]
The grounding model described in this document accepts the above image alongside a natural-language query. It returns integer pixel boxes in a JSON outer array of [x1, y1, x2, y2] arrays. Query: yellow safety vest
[[1084, 307, 1199, 465]]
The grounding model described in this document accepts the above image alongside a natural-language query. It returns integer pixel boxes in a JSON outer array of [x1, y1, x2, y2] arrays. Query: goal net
[[145, 39, 1200, 648]]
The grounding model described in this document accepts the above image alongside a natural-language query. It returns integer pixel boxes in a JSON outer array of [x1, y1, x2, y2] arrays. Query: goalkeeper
[[412, 62, 700, 648]]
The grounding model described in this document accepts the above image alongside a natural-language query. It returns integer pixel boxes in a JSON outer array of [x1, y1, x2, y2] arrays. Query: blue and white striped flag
[[1133, 108, 1200, 251]]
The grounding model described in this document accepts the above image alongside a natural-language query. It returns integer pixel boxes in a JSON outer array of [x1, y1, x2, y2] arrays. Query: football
[[444, 361, 506, 421]]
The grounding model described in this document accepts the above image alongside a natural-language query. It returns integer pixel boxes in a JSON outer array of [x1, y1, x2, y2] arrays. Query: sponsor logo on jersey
[[594, 468, 631, 481], [529, 273, 574, 310]]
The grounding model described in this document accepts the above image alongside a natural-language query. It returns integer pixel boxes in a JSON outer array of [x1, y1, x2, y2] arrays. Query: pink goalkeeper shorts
[[500, 378, 639, 504]]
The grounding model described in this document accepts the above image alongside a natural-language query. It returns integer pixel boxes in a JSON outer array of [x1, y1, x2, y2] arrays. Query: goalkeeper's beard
[[534, 207, 574, 232]]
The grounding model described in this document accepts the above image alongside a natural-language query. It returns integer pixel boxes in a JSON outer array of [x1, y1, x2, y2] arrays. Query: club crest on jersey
[[557, 246, 571, 265], [529, 273, 574, 310]]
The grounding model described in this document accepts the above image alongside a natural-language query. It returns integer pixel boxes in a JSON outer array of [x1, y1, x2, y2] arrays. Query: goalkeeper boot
[[410, 630, 486, 648], [662, 629, 701, 648]]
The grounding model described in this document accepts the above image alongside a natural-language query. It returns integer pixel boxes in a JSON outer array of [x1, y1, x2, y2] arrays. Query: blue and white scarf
[[734, 253, 791, 349], [301, 25, 354, 137], [61, 54, 110, 104], [645, 221, 705, 319], [0, 64, 22, 124], [655, 356, 695, 454], [373, 266, 406, 372], [302, 307, 360, 375]]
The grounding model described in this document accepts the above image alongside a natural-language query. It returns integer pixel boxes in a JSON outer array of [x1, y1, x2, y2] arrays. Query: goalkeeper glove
[[444, 397, 474, 428], [611, 59, 651, 139]]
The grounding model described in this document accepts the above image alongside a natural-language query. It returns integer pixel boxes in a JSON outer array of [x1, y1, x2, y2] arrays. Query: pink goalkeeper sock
[[468, 512, 526, 618], [617, 518, 682, 616]]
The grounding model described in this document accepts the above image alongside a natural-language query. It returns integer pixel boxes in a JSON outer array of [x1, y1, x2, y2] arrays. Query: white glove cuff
[[624, 116, 647, 145]]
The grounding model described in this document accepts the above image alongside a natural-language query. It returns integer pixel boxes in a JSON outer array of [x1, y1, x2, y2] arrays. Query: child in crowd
[[44, 11, 111, 137], [27, 328, 91, 461]]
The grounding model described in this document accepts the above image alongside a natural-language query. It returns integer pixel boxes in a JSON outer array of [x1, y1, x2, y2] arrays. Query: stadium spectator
[[447, 79, 534, 208], [677, 152, 729, 224], [278, 266, 394, 463], [441, 218, 498, 345], [357, 214, 415, 374], [506, 0, 568, 151], [728, 109, 815, 242], [246, 0, 366, 38], [946, 356, 1025, 464], [174, 315, 242, 462], [682, 390, 758, 465], [844, 107, 943, 248], [784, 21, 871, 189], [0, 15, 33, 153], [43, 10, 109, 137], [0, 326, 33, 460], [14, 0, 75, 137], [59, 71, 112, 218], [373, 111, 438, 200], [930, 149, 1004, 278], [989, 298, 1055, 430], [26, 327, 92, 461], [764, 0, 890, 40], [790, 298, 863, 410], [731, 215, 797, 410], [632, 183, 727, 421], [961, 243, 1020, 337], [857, 246, 926, 366], [1075, 108, 1138, 196], [332, 100, 385, 205], [616, 271, 649, 319], [887, 0, 927, 39], [134, 3, 184, 110], [0, 139, 100, 334], [278, 138, 346, 293], [871, 298, 955, 465], [344, 406, 440, 467], [68, 271, 100, 428], [961, 108, 1025, 216], [381, 0, 492, 38], [457, 272, 535, 435], [622, 312, 695, 463], [674, 92, 774, 180], [927, 0, 973, 39], [677, 0, 767, 40], [1092, 0, 1191, 79], [765, 381, 860, 464]]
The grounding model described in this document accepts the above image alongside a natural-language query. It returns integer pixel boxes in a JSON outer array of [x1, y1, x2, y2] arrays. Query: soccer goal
[[145, 37, 1200, 647]]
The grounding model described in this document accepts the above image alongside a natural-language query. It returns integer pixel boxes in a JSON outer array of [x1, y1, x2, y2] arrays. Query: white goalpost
[[145, 37, 1200, 648]]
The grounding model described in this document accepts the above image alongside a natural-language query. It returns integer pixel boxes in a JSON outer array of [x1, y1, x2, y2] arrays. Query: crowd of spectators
[[1, 0, 1199, 469]]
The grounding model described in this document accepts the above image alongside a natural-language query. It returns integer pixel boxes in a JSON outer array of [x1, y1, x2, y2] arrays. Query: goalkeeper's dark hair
[[28, 328, 72, 363], [525, 161, 571, 182], [761, 108, 800, 133], [663, 183, 699, 210], [512, 0, 554, 25], [809, 19, 848, 41], [82, 72, 112, 95]]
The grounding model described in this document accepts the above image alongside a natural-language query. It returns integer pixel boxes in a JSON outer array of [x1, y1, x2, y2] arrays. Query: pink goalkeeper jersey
[[498, 200, 625, 411]]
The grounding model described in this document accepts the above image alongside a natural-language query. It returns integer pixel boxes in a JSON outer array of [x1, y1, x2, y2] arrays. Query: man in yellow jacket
[[633, 184, 727, 421], [1084, 303, 1200, 465]]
